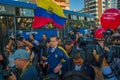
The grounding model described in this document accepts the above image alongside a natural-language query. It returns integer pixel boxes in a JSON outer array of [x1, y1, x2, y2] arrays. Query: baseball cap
[[11, 49, 30, 60]]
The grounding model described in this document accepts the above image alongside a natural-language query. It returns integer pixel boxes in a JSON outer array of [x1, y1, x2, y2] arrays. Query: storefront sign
[[22, 29, 58, 40]]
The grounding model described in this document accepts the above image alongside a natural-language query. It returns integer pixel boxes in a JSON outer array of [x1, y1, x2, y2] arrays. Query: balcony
[[54, 1, 70, 7], [54, 0, 69, 3]]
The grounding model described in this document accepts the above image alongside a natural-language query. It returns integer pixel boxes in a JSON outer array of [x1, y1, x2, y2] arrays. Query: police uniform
[[46, 46, 69, 75]]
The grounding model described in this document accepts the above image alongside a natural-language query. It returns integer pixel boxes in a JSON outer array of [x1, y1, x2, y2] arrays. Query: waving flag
[[32, 0, 66, 28]]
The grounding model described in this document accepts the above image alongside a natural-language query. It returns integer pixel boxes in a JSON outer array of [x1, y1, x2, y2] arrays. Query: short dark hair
[[43, 74, 60, 80], [72, 50, 85, 60], [50, 35, 59, 40], [63, 71, 90, 80], [65, 39, 72, 45], [42, 34, 47, 37]]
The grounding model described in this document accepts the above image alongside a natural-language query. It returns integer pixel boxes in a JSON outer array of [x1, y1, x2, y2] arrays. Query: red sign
[[100, 8, 120, 30]]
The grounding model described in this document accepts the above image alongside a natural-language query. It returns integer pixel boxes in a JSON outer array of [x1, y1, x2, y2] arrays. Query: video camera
[[16, 33, 24, 41], [78, 37, 96, 65], [103, 29, 120, 54], [95, 29, 120, 66], [103, 29, 114, 46]]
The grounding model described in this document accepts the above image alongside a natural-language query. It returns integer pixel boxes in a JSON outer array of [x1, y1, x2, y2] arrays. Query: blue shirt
[[102, 66, 117, 80], [19, 65, 38, 80]]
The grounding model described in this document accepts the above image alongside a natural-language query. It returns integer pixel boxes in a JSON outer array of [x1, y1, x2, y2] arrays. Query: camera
[[9, 33, 24, 41], [16, 34, 24, 41], [0, 67, 17, 77], [112, 35, 120, 42]]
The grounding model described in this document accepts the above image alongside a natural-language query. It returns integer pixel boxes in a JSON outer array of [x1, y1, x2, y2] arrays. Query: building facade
[[111, 0, 117, 8], [111, 0, 120, 10], [84, 0, 111, 19], [118, 0, 120, 9]]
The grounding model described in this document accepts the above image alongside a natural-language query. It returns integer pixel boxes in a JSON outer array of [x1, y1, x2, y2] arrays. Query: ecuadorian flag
[[32, 0, 66, 28]]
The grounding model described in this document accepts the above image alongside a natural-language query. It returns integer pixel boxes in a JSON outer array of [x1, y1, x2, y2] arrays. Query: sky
[[70, 0, 84, 10]]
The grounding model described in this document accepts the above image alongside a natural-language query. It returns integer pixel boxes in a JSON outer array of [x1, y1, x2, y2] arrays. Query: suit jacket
[[63, 58, 95, 80]]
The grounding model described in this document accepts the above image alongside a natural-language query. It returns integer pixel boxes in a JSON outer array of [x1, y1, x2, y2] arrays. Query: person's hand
[[10, 35, 15, 40], [93, 50, 100, 62], [101, 58, 109, 67], [43, 62, 48, 68], [93, 50, 109, 67], [0, 54, 3, 61], [54, 64, 62, 73], [42, 56, 48, 60], [9, 72, 16, 80], [30, 53, 34, 61], [104, 46, 109, 51]]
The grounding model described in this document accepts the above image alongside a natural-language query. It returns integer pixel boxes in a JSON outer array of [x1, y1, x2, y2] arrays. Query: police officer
[[43, 35, 69, 75]]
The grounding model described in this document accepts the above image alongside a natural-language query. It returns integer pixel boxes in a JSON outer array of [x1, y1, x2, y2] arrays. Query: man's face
[[73, 57, 83, 66], [65, 44, 72, 51], [14, 59, 24, 69], [50, 37, 58, 48], [20, 23, 24, 28], [42, 35, 47, 40], [17, 41, 24, 48]]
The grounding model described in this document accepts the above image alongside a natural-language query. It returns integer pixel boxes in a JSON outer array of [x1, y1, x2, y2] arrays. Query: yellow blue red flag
[[32, 0, 66, 28]]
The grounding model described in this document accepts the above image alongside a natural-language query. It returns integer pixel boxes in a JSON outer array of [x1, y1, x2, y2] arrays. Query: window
[[16, 17, 33, 30]]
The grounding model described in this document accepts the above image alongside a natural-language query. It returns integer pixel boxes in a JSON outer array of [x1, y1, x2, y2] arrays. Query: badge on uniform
[[55, 54, 58, 58]]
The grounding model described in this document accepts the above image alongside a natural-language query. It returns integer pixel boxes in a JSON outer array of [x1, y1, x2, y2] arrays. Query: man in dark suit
[[63, 50, 95, 80]]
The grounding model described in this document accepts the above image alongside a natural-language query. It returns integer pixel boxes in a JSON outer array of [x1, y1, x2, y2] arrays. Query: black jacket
[[63, 58, 95, 80]]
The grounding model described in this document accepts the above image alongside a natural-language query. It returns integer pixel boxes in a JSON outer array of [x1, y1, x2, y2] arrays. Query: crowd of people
[[0, 27, 120, 80]]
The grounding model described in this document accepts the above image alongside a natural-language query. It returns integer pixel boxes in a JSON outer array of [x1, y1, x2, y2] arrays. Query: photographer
[[0, 51, 10, 80], [9, 49, 38, 80], [93, 28, 118, 80], [110, 33, 120, 79], [93, 50, 118, 80], [8, 34, 33, 50]]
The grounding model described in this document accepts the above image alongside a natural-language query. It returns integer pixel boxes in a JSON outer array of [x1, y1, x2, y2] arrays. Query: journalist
[[9, 49, 38, 80], [93, 50, 118, 80], [93, 28, 118, 80]]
